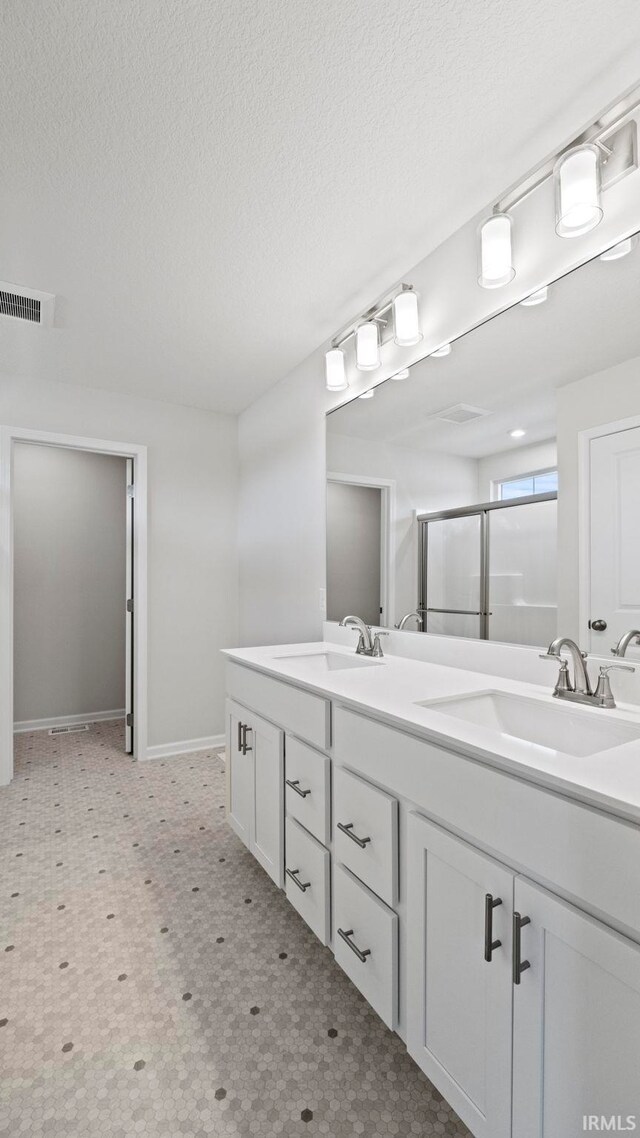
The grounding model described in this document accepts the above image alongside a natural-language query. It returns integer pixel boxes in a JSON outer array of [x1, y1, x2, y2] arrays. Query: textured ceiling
[[328, 237, 640, 457], [2, 0, 640, 413]]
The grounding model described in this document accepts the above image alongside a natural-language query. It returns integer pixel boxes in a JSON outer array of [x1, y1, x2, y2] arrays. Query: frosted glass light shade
[[478, 213, 515, 288], [520, 286, 548, 306], [554, 145, 602, 238], [391, 368, 410, 381], [393, 290, 422, 346], [325, 348, 348, 390], [356, 321, 380, 370], [600, 236, 636, 261], [359, 388, 375, 399], [431, 342, 451, 358]]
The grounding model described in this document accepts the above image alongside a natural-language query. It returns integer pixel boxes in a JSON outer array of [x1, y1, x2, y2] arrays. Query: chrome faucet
[[395, 611, 424, 631], [339, 615, 387, 657], [541, 636, 634, 708], [611, 630, 640, 658]]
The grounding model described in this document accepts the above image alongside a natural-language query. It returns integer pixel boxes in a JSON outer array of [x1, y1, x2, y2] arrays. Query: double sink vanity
[[224, 631, 640, 1138]]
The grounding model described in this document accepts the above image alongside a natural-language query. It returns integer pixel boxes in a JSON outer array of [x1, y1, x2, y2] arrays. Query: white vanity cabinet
[[226, 697, 284, 887], [511, 878, 640, 1138]]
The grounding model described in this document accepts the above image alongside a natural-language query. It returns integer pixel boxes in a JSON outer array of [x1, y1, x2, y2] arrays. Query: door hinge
[[127, 483, 135, 499], [126, 598, 134, 613], [126, 712, 133, 727]]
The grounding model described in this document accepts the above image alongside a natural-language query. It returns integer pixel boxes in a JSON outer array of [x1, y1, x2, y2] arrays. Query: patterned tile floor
[[1, 720, 471, 1137]]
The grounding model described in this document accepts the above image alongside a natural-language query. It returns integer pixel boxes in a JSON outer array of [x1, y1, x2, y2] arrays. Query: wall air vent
[[48, 724, 90, 736], [433, 403, 491, 425], [0, 282, 55, 326]]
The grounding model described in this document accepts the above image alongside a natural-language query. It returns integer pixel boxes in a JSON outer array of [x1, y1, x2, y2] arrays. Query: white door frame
[[578, 412, 640, 648], [0, 426, 148, 784], [327, 472, 395, 627]]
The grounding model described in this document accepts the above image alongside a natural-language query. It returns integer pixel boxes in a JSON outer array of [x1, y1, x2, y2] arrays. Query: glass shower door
[[487, 497, 558, 646], [422, 513, 484, 638]]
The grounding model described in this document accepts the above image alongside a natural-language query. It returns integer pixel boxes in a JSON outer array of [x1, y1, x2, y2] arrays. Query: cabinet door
[[226, 699, 253, 849], [512, 877, 640, 1138], [407, 812, 514, 1138], [249, 711, 284, 888]]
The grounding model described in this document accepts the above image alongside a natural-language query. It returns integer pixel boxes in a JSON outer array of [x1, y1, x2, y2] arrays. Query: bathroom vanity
[[224, 638, 640, 1138]]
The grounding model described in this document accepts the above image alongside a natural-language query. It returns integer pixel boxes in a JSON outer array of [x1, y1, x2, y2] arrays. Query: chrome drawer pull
[[286, 867, 311, 892], [484, 893, 502, 962], [286, 778, 311, 798], [337, 927, 371, 963], [512, 912, 531, 984], [337, 821, 371, 849]]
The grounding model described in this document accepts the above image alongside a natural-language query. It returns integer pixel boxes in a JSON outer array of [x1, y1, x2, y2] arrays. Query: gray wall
[[327, 482, 381, 626], [13, 444, 127, 724]]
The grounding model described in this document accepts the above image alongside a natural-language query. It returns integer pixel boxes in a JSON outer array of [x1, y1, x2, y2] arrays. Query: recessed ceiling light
[[600, 236, 637, 261], [391, 368, 410, 381], [431, 343, 451, 358], [359, 389, 375, 400], [520, 286, 548, 306], [509, 428, 526, 438]]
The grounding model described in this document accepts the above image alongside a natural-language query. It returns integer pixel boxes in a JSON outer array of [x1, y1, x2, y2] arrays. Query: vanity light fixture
[[600, 235, 637, 261], [478, 212, 515, 289], [554, 144, 603, 238], [393, 286, 422, 346], [431, 343, 451, 358], [359, 388, 375, 399], [391, 368, 410, 381], [324, 347, 348, 391], [520, 286, 548, 306], [355, 321, 381, 371], [509, 428, 527, 439]]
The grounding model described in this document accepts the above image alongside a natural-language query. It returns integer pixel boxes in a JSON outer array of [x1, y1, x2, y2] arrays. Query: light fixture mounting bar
[[497, 90, 640, 216], [332, 283, 414, 349]]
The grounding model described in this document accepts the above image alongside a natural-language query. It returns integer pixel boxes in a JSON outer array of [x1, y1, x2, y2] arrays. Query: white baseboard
[[143, 733, 225, 760], [14, 709, 126, 734]]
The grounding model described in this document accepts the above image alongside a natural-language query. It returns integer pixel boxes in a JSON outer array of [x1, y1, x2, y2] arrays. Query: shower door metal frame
[[417, 491, 557, 640]]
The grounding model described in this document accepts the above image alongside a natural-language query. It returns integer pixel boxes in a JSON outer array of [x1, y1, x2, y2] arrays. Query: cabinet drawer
[[227, 662, 331, 751], [285, 817, 330, 945], [285, 737, 331, 845], [333, 767, 398, 907], [333, 863, 398, 1030]]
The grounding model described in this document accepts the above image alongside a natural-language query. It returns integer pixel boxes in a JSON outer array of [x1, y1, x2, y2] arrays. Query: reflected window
[[498, 469, 558, 501]]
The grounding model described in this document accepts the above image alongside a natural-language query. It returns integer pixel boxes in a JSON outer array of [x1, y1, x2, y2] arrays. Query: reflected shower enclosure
[[418, 492, 558, 646]]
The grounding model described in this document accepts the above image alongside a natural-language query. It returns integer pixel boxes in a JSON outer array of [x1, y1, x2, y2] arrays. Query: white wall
[[238, 119, 640, 648], [327, 432, 478, 625], [13, 445, 126, 725], [1, 375, 238, 750], [477, 440, 558, 501], [557, 354, 640, 640]]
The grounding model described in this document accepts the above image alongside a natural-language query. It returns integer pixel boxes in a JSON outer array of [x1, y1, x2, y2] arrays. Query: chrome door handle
[[512, 912, 531, 984], [484, 894, 502, 962], [242, 725, 253, 755], [286, 778, 311, 798], [337, 927, 371, 963], [337, 822, 371, 849], [286, 868, 310, 892]]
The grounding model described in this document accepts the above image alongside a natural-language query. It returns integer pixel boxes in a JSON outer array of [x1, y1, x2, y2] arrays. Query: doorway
[[0, 427, 147, 784], [326, 473, 395, 627]]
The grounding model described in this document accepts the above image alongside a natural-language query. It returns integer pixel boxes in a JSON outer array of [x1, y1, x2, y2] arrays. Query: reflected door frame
[[578, 412, 640, 653], [327, 472, 395, 627]]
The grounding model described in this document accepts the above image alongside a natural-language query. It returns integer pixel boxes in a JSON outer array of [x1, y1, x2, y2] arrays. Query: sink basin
[[419, 690, 640, 757], [275, 651, 384, 672]]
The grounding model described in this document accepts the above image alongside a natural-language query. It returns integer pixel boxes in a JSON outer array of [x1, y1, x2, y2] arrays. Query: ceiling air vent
[[0, 282, 55, 327], [433, 403, 491, 425]]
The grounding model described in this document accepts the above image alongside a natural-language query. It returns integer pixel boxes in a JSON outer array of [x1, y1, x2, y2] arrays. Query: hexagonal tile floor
[[0, 720, 471, 1137]]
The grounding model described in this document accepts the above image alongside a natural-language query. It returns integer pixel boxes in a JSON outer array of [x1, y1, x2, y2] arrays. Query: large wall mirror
[[326, 231, 640, 654]]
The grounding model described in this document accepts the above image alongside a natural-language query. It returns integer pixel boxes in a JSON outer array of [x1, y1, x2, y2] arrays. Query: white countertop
[[223, 641, 640, 824]]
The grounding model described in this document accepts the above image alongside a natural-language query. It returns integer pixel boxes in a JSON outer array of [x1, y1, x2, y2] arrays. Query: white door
[[226, 699, 253, 849], [406, 813, 514, 1138], [125, 458, 134, 754], [249, 711, 284, 887], [589, 425, 640, 652], [512, 877, 640, 1138]]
